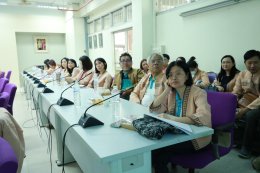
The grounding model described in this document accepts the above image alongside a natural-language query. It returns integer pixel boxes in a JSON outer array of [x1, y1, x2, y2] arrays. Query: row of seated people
[[42, 50, 259, 173]]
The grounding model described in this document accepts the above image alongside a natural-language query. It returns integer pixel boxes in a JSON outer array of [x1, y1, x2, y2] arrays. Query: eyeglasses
[[120, 59, 132, 63], [151, 59, 163, 64]]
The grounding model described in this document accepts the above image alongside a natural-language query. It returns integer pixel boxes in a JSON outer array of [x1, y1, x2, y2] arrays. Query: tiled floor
[[13, 91, 257, 173]]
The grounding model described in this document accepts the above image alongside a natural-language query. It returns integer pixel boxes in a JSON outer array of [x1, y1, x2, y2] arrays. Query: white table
[[23, 73, 214, 173]]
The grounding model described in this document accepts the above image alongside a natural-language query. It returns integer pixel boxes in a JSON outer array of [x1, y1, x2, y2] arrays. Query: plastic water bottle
[[93, 73, 99, 92], [111, 86, 120, 121], [73, 80, 81, 107]]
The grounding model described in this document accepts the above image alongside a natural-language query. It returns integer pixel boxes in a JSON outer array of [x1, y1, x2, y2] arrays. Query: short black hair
[[119, 52, 132, 62], [187, 56, 198, 69], [176, 57, 186, 63], [79, 55, 93, 71], [244, 50, 260, 62], [44, 59, 50, 69], [166, 61, 193, 86], [162, 54, 170, 60], [94, 57, 107, 73], [60, 57, 69, 69]]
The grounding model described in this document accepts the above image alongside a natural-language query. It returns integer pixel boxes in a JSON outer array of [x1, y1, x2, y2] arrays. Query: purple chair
[[5, 71, 11, 81], [207, 72, 217, 83], [0, 137, 18, 173], [170, 92, 237, 173], [0, 92, 10, 109], [0, 71, 5, 78], [0, 78, 9, 93], [3, 83, 17, 115]]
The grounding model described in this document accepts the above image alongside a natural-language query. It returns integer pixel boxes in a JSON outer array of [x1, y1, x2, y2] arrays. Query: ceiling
[[0, 0, 88, 9]]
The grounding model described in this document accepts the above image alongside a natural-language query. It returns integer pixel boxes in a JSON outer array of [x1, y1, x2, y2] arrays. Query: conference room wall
[[85, 0, 154, 76], [0, 6, 66, 87], [156, 0, 260, 73], [16, 32, 66, 86]]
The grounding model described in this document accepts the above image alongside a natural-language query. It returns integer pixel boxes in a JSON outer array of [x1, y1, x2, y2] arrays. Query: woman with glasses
[[150, 61, 211, 173], [112, 52, 144, 100], [213, 55, 240, 92]]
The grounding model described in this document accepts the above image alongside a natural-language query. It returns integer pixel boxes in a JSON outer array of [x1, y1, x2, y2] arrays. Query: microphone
[[36, 67, 61, 86], [57, 71, 93, 106], [41, 75, 70, 93], [78, 85, 135, 128]]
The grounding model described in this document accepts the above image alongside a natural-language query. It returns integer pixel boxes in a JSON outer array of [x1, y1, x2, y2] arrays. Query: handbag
[[238, 92, 258, 108], [132, 116, 175, 140]]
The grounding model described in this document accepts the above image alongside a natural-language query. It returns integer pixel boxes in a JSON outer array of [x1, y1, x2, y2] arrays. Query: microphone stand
[[57, 72, 93, 106], [42, 75, 69, 94], [37, 67, 61, 87], [78, 86, 134, 128]]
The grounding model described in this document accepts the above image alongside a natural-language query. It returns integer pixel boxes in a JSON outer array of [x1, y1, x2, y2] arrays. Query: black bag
[[132, 116, 176, 140]]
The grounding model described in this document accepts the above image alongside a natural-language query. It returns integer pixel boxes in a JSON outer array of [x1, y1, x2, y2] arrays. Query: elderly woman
[[150, 61, 212, 173], [130, 53, 166, 107]]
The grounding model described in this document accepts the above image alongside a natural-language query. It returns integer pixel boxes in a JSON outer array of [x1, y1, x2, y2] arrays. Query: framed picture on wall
[[98, 33, 103, 48], [88, 36, 93, 49], [93, 35, 98, 49], [34, 36, 48, 53]]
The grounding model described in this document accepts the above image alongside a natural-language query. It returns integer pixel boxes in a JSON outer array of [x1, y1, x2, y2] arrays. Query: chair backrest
[[207, 91, 237, 128], [0, 92, 10, 109], [0, 78, 9, 93], [0, 72, 5, 78], [3, 83, 17, 114], [0, 137, 18, 173], [207, 72, 217, 83], [5, 71, 12, 80]]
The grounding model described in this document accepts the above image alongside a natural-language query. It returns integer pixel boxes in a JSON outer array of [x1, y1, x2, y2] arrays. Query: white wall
[[0, 6, 65, 86], [16, 33, 66, 84], [156, 0, 260, 72]]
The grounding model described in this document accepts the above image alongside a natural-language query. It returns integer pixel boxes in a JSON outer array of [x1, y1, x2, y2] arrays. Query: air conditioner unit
[[180, 0, 249, 17]]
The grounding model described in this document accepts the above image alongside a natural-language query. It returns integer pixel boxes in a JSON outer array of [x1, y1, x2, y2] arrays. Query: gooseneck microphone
[[78, 86, 135, 128], [41, 75, 70, 93], [36, 67, 61, 86], [57, 71, 93, 106]]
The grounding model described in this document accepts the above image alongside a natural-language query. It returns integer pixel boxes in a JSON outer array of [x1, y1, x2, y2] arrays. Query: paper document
[[144, 114, 193, 134]]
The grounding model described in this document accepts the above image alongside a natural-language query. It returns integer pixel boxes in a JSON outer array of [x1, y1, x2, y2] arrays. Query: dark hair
[[140, 59, 147, 70], [60, 57, 69, 69], [79, 55, 93, 71], [162, 54, 170, 60], [244, 49, 260, 62], [44, 59, 50, 69], [94, 57, 107, 74], [217, 55, 240, 81], [48, 59, 56, 67], [176, 57, 186, 63], [67, 59, 77, 75], [165, 61, 193, 86], [119, 52, 132, 62], [187, 56, 198, 69]]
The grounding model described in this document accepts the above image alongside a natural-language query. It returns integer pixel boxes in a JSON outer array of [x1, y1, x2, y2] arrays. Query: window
[[95, 18, 102, 32], [93, 35, 97, 49], [112, 8, 125, 26], [88, 22, 94, 34], [98, 33, 103, 48], [113, 29, 133, 71], [103, 14, 111, 29], [126, 4, 132, 22], [88, 36, 93, 49]]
